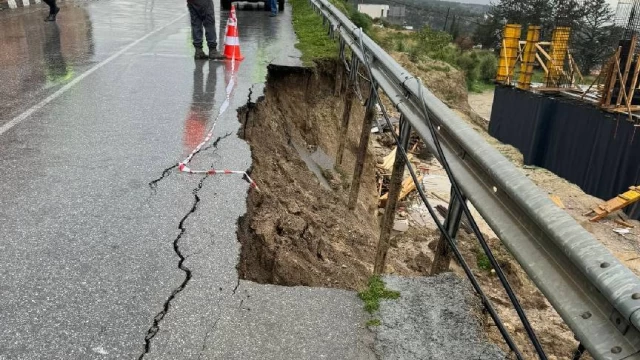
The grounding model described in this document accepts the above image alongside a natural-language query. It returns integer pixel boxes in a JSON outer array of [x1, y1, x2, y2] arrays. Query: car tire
[[222, 0, 232, 10]]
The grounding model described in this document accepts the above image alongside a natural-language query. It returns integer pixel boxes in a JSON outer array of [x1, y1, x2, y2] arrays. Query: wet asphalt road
[[0, 1, 375, 359]]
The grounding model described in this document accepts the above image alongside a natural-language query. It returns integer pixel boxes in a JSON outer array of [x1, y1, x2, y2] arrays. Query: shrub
[[395, 39, 407, 52], [430, 44, 458, 66], [455, 36, 475, 51], [457, 52, 479, 84], [417, 26, 452, 53], [478, 52, 498, 82], [350, 11, 373, 33]]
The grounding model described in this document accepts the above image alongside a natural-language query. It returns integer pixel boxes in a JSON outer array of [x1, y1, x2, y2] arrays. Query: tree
[[449, 15, 461, 40], [572, 0, 617, 73], [473, 13, 502, 50]]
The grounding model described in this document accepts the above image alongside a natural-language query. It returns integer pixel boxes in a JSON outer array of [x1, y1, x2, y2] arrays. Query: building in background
[[388, 5, 405, 18], [357, 4, 389, 19], [616, 0, 633, 26]]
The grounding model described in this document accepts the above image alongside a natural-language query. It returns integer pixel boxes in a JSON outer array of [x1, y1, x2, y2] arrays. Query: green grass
[[530, 69, 545, 84], [520, 69, 596, 86], [358, 276, 400, 313], [468, 80, 495, 93], [366, 319, 381, 327], [476, 253, 492, 271], [290, 0, 338, 65]]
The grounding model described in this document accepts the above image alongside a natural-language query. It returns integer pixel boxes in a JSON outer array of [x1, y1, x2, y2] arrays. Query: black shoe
[[45, 7, 60, 21], [194, 48, 208, 60], [209, 51, 225, 60]]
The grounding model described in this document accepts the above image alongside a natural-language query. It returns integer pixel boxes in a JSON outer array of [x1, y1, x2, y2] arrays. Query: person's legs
[[188, 4, 204, 49], [42, 0, 57, 13], [203, 12, 218, 51], [201, 1, 224, 59], [188, 3, 208, 59], [269, 0, 277, 16], [42, 0, 60, 21]]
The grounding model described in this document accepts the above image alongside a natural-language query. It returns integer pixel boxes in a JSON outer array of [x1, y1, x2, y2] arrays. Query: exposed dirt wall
[[237, 62, 382, 290]]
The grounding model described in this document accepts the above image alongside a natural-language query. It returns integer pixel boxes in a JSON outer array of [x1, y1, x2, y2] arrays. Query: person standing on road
[[43, 0, 60, 22], [269, 0, 278, 17], [187, 0, 225, 60]]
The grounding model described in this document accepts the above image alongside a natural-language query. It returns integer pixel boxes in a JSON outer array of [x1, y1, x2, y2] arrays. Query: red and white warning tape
[[177, 60, 258, 190]]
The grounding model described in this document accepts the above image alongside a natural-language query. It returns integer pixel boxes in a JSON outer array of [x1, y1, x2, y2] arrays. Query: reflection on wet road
[[0, 0, 300, 358], [183, 62, 217, 151], [0, 5, 93, 122]]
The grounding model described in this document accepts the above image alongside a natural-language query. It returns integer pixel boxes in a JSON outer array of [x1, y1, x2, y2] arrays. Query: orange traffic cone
[[223, 14, 244, 60], [230, 3, 237, 20]]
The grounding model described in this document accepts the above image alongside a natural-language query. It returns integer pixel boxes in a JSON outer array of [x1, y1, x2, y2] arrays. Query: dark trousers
[[42, 0, 57, 14], [187, 1, 217, 50]]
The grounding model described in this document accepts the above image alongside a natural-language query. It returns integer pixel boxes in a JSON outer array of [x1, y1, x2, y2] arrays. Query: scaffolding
[[496, 24, 521, 85], [517, 26, 541, 90], [544, 27, 571, 87], [493, 0, 640, 121]]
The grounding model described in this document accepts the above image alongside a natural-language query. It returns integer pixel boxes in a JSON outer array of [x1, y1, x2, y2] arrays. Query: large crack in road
[[139, 132, 233, 359], [138, 174, 208, 360], [148, 133, 233, 192]]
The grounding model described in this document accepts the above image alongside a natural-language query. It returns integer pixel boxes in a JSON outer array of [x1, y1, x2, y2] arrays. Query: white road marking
[[0, 12, 187, 137]]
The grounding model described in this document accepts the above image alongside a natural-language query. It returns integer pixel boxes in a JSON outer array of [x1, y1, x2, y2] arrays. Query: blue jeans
[[269, 0, 277, 15]]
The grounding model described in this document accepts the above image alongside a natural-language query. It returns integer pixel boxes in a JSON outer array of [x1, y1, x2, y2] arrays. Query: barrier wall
[[489, 86, 640, 219]]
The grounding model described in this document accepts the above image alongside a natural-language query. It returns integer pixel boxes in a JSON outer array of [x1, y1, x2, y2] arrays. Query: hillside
[[349, 0, 489, 35]]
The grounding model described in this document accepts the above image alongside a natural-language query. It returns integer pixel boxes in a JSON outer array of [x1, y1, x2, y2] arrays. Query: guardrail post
[[334, 61, 343, 96], [430, 186, 465, 275], [347, 86, 377, 209], [374, 116, 411, 274], [571, 343, 585, 360], [335, 75, 354, 165]]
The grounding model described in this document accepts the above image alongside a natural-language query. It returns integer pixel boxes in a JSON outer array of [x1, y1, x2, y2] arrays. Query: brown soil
[[390, 52, 469, 112], [468, 90, 494, 121], [238, 62, 385, 290]]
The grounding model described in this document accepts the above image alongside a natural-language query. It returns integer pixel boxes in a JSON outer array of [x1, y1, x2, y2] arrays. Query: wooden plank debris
[[379, 175, 423, 207], [615, 219, 635, 228], [587, 186, 640, 221]]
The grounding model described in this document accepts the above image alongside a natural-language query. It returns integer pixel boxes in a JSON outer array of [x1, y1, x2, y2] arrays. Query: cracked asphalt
[[0, 1, 375, 359]]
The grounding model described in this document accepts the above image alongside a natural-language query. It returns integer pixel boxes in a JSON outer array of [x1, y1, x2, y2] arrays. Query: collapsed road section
[[236, 62, 507, 358]]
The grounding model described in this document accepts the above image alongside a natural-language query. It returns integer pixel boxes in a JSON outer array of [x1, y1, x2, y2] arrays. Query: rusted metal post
[[335, 78, 354, 165], [347, 87, 377, 209], [430, 186, 465, 275], [373, 118, 411, 274]]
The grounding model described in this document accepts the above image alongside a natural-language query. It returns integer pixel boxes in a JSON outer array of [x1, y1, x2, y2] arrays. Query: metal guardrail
[[308, 0, 640, 358]]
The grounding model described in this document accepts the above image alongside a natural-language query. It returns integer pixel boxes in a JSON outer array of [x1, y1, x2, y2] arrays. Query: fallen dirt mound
[[237, 62, 383, 290], [391, 52, 469, 112]]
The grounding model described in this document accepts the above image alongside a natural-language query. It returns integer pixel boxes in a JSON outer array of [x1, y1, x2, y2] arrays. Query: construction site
[[490, 0, 640, 221]]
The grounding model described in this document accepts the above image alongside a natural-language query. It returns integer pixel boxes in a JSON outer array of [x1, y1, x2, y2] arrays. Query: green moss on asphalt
[[358, 276, 400, 314], [366, 318, 381, 327]]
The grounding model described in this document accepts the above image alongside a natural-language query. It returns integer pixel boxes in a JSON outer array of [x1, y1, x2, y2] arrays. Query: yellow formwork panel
[[620, 190, 640, 202], [517, 26, 541, 90], [545, 26, 571, 86], [496, 24, 521, 84]]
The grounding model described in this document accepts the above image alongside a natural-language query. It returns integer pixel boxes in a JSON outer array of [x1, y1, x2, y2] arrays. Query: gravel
[[374, 273, 506, 360]]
